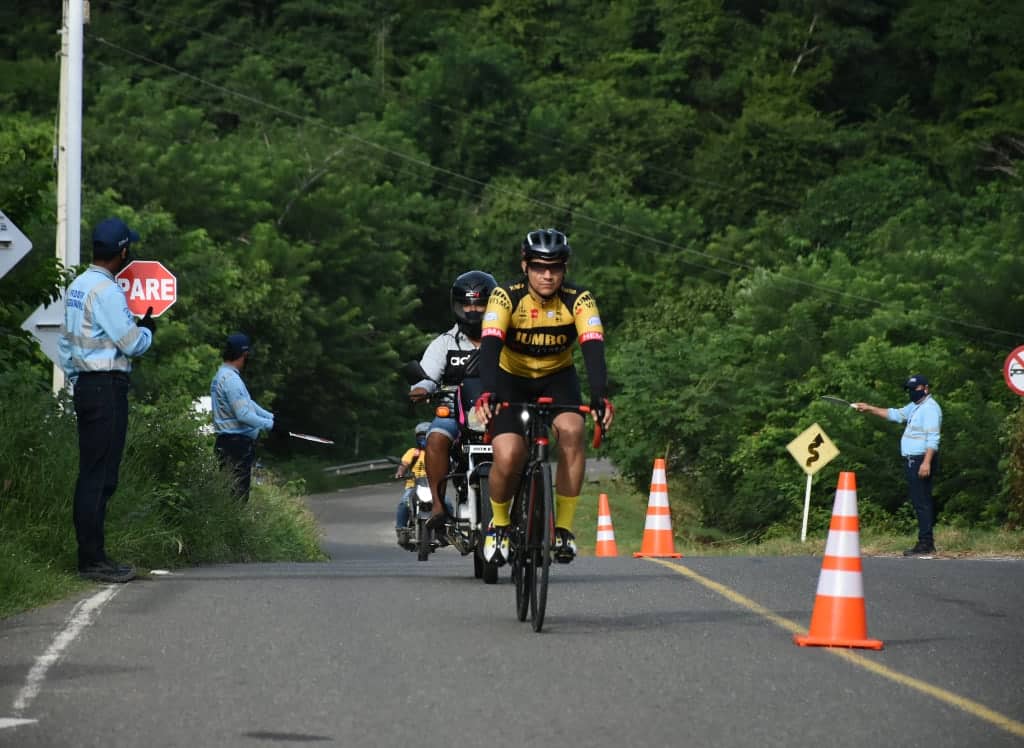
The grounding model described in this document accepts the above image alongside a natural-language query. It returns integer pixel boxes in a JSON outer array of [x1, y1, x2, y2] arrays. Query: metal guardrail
[[323, 455, 618, 478], [323, 456, 401, 476]]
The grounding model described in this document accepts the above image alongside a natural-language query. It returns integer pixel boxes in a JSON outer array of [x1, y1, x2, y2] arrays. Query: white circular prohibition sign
[[1004, 345, 1024, 396]]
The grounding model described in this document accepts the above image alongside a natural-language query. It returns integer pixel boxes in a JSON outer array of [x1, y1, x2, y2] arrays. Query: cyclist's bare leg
[[487, 432, 527, 525], [552, 412, 585, 497], [552, 412, 585, 536], [425, 432, 452, 518]]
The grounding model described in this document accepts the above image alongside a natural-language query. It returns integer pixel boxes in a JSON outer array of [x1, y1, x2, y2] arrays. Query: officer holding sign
[[59, 217, 156, 583], [854, 374, 942, 556]]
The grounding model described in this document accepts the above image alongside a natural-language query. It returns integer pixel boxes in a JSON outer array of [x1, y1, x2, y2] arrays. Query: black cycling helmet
[[521, 228, 571, 262], [451, 270, 497, 338]]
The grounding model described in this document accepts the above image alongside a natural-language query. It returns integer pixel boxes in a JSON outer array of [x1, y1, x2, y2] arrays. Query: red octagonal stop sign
[[115, 260, 178, 317]]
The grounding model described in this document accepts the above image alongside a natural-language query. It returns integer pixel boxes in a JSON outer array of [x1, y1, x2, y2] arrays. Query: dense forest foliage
[[2, 0, 1022, 536]]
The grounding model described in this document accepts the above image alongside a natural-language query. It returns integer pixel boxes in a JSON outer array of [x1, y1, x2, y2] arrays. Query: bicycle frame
[[501, 397, 600, 632]]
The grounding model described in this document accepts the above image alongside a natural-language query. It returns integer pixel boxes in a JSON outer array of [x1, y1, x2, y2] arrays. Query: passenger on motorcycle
[[394, 422, 430, 547], [408, 270, 498, 528], [474, 229, 615, 564]]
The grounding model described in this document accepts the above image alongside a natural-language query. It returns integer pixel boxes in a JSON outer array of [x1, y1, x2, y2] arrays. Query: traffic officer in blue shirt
[[59, 217, 156, 583], [854, 374, 943, 556], [210, 333, 288, 500]]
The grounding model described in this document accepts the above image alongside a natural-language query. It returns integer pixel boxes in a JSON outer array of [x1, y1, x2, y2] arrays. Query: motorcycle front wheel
[[417, 518, 430, 562]]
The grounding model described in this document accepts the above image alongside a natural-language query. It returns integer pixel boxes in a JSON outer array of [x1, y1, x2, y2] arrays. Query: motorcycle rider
[[408, 270, 498, 529], [474, 229, 614, 564], [394, 422, 431, 547]]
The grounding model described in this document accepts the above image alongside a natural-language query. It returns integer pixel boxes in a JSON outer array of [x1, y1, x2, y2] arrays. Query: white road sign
[[0, 210, 33, 279], [1004, 345, 1024, 397], [21, 299, 66, 370]]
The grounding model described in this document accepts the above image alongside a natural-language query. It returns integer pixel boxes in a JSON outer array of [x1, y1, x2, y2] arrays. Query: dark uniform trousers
[[905, 453, 939, 546], [215, 433, 257, 500], [72, 371, 131, 568]]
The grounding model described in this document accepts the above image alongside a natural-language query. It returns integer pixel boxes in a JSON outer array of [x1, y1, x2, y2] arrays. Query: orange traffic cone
[[595, 493, 618, 557], [794, 471, 883, 650], [633, 458, 682, 558]]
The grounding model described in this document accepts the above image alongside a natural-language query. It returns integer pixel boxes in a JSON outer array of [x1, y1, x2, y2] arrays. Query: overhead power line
[[85, 34, 1024, 346], [94, 0, 802, 210]]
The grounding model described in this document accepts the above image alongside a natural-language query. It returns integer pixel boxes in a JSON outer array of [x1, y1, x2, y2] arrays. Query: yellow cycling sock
[[491, 498, 511, 527], [555, 494, 578, 532]]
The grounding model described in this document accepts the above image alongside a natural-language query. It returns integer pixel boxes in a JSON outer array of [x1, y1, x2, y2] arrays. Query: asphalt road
[[1, 481, 1022, 747]]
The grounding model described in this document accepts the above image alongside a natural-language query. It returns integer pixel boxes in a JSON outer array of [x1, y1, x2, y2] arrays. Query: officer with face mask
[[59, 217, 156, 583], [854, 374, 942, 556], [407, 271, 497, 528]]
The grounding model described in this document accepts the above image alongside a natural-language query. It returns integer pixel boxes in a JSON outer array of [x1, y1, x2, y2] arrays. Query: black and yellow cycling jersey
[[481, 280, 604, 378]]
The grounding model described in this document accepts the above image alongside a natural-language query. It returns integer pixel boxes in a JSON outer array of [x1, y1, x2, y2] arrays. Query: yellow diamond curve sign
[[786, 422, 839, 477]]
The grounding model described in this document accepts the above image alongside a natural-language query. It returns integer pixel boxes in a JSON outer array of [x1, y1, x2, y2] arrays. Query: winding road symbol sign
[[1004, 345, 1024, 397], [786, 423, 839, 477]]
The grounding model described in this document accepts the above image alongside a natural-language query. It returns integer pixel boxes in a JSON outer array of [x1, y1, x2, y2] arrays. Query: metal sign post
[[786, 423, 840, 542]]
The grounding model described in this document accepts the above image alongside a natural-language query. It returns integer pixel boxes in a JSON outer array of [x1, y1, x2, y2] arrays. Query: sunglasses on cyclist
[[526, 261, 566, 274]]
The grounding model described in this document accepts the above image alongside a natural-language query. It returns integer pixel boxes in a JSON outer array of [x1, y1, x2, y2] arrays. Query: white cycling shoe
[[483, 521, 510, 565]]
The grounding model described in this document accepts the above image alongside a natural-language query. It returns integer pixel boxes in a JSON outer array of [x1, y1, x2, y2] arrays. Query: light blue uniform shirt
[[59, 265, 152, 383], [887, 396, 942, 456], [210, 363, 274, 439]]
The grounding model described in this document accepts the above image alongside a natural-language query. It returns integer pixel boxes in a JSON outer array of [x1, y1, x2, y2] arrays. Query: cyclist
[[474, 229, 614, 564], [408, 270, 498, 528], [394, 421, 432, 547]]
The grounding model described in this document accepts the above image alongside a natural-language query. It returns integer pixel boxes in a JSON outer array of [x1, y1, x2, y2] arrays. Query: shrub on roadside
[[0, 364, 323, 619]]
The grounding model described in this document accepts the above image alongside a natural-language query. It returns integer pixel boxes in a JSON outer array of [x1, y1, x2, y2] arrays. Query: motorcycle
[[404, 360, 497, 582], [398, 475, 444, 562]]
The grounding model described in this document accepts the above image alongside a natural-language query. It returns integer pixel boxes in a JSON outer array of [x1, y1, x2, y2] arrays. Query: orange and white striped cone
[[595, 493, 618, 557], [633, 458, 682, 558], [794, 471, 883, 649]]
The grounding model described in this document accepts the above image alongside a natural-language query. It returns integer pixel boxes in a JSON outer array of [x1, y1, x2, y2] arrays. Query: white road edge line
[[9, 585, 121, 719], [0, 718, 38, 729]]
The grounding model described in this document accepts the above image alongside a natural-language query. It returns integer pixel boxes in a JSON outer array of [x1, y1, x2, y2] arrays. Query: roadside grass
[[576, 477, 1024, 559], [277, 456, 1024, 560]]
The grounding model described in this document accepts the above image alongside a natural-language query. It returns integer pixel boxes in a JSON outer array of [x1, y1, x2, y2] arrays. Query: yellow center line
[[646, 557, 1024, 739]]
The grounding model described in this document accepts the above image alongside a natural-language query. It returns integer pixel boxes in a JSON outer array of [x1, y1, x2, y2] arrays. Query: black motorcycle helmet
[[450, 270, 497, 338], [521, 228, 571, 262]]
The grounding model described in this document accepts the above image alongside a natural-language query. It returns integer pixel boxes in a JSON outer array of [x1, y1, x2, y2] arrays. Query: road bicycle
[[497, 397, 603, 632]]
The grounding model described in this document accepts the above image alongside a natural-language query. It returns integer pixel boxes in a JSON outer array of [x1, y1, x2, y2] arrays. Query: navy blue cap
[[224, 333, 252, 359], [903, 374, 930, 389], [92, 218, 140, 258]]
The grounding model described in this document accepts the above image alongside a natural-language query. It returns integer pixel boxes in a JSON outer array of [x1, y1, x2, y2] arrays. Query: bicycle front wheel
[[513, 488, 530, 622], [417, 517, 430, 562], [528, 462, 554, 632], [477, 475, 497, 583]]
